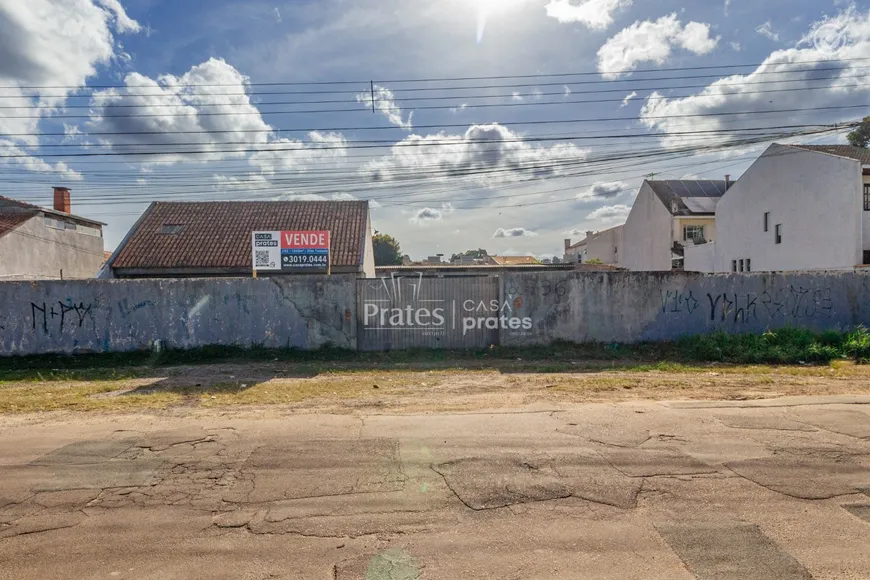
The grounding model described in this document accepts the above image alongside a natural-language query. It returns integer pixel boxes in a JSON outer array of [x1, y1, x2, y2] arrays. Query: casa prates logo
[[363, 274, 532, 336]]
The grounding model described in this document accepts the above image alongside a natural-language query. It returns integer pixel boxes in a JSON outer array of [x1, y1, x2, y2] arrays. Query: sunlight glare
[[470, 0, 527, 43]]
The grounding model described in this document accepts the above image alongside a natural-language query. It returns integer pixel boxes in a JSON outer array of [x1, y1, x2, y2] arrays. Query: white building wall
[[684, 242, 716, 273], [714, 144, 862, 272], [863, 174, 870, 253], [586, 225, 624, 265], [0, 215, 104, 279], [621, 183, 673, 271]]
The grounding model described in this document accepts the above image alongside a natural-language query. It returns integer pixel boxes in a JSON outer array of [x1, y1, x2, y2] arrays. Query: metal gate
[[357, 274, 499, 350]]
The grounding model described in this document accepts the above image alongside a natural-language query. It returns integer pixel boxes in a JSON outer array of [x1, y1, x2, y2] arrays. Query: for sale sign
[[252, 231, 330, 273]]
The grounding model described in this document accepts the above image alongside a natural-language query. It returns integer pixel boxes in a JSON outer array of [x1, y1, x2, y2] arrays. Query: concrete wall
[[0, 215, 104, 280], [5, 271, 870, 355], [500, 270, 870, 346], [621, 184, 673, 271], [684, 242, 716, 273], [0, 276, 357, 356], [714, 145, 862, 272]]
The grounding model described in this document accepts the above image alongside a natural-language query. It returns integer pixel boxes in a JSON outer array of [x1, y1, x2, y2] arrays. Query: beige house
[[621, 180, 729, 271], [564, 225, 624, 265], [0, 188, 105, 280]]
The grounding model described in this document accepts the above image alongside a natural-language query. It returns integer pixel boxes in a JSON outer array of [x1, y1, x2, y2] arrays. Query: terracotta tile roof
[[489, 255, 541, 265], [112, 200, 369, 271], [0, 212, 34, 239], [789, 144, 870, 165]]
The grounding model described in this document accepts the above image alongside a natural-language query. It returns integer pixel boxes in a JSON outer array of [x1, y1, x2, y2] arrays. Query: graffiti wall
[[500, 271, 870, 346], [0, 276, 357, 356], [2, 271, 870, 356]]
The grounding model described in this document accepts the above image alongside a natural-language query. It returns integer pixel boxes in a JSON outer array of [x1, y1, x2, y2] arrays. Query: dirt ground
[[4, 359, 870, 416]]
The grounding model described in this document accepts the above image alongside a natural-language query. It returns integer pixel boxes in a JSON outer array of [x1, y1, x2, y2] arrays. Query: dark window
[[775, 224, 782, 244], [746, 259, 751, 272], [864, 251, 870, 266], [763, 212, 770, 231], [159, 224, 184, 235], [865, 185, 870, 211], [683, 225, 705, 242], [739, 259, 744, 272], [731, 260, 737, 272]]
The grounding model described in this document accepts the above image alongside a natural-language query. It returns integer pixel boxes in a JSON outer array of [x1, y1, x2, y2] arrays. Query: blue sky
[[1, 0, 869, 259]]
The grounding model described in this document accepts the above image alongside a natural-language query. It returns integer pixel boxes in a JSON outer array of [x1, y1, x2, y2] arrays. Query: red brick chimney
[[53, 187, 71, 214]]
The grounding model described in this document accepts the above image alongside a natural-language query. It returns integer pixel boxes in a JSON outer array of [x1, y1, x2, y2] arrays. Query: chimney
[[724, 175, 732, 190], [564, 238, 572, 252], [586, 231, 594, 240], [53, 187, 71, 214]]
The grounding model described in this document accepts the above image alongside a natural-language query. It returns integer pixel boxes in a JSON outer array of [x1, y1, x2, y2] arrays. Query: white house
[[621, 180, 729, 271], [564, 224, 624, 265], [709, 143, 870, 273]]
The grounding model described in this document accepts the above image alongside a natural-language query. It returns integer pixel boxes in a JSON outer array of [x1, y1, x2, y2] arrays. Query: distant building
[[486, 255, 540, 266], [0, 188, 105, 280], [104, 200, 375, 278], [564, 225, 624, 265], [695, 144, 870, 273], [622, 179, 729, 271]]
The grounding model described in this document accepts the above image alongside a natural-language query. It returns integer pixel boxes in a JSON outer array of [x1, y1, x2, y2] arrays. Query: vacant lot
[[3, 357, 870, 415]]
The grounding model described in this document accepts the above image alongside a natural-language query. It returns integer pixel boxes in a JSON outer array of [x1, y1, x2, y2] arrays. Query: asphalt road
[[1, 397, 870, 579]]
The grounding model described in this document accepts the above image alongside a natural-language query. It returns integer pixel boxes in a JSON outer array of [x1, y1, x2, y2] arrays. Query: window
[[44, 217, 64, 230], [746, 259, 751, 272], [159, 224, 184, 235], [732, 260, 737, 272], [865, 185, 870, 211], [763, 212, 770, 231], [683, 225, 705, 242], [739, 259, 745, 272], [775, 224, 782, 244], [76, 224, 102, 238]]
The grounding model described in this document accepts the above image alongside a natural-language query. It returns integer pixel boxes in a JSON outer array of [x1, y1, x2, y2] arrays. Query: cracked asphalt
[[1, 397, 870, 579]]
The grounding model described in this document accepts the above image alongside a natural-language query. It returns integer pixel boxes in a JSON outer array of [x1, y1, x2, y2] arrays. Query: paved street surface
[[1, 397, 870, 579]]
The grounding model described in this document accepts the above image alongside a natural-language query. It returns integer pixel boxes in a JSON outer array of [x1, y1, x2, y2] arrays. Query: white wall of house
[[563, 241, 585, 263], [362, 213, 376, 278], [863, 174, 870, 253], [673, 217, 716, 245], [586, 225, 624, 265], [684, 242, 716, 273], [714, 144, 862, 272], [0, 214, 104, 279], [621, 183, 673, 271]]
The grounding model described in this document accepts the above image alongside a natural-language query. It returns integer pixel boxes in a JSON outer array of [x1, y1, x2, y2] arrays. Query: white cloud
[[0, 140, 82, 181], [730, 41, 742, 51], [494, 227, 538, 238], [411, 207, 443, 224], [640, 6, 870, 149], [597, 14, 719, 78], [94, 0, 141, 33], [450, 103, 469, 113], [586, 204, 631, 220], [621, 91, 638, 107], [362, 123, 588, 187], [756, 21, 779, 41], [356, 85, 413, 130], [545, 0, 633, 30], [578, 181, 629, 199], [512, 92, 525, 102], [0, 1, 138, 174], [250, 131, 348, 174], [87, 58, 272, 164]]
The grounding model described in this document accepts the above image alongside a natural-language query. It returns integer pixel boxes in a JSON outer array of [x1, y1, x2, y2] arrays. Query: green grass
[[0, 327, 868, 382]]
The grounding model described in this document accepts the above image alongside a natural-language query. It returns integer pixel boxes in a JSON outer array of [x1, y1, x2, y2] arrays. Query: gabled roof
[[111, 200, 369, 271], [0, 212, 34, 239], [789, 144, 870, 165], [0, 195, 105, 227], [646, 180, 728, 216], [569, 224, 624, 249], [489, 255, 540, 265]]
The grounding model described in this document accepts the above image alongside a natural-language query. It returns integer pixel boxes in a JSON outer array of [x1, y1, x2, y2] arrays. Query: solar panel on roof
[[681, 197, 720, 213]]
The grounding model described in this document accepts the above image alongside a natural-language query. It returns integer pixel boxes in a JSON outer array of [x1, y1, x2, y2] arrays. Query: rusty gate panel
[[357, 274, 499, 351]]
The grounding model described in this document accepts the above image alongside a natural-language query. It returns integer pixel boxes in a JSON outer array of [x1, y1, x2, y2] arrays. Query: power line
[[3, 56, 870, 90], [4, 69, 870, 108]]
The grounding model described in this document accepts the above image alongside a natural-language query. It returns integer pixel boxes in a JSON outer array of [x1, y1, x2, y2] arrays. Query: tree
[[848, 116, 870, 149], [373, 233, 403, 266], [585, 258, 604, 265]]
